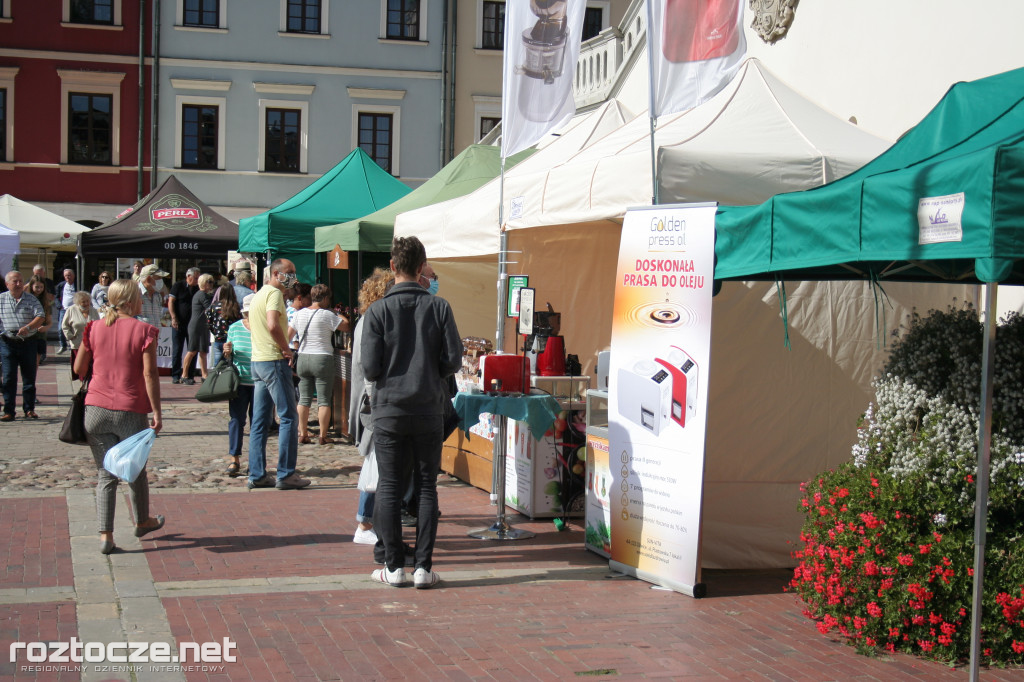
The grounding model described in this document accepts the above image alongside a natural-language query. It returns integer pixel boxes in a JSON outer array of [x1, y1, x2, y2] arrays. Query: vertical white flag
[[501, 0, 587, 159], [647, 0, 747, 117]]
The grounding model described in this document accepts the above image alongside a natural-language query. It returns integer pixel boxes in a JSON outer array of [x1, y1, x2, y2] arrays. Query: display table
[[453, 392, 560, 540]]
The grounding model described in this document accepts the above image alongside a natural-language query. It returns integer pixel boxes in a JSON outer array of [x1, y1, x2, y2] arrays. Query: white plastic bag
[[103, 428, 156, 482], [357, 448, 378, 493]]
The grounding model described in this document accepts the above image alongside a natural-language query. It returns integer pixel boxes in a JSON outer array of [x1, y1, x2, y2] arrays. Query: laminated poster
[[608, 203, 716, 597]]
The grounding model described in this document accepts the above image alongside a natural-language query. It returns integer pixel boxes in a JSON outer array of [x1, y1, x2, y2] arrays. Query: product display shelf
[[530, 375, 590, 410], [504, 375, 591, 519]]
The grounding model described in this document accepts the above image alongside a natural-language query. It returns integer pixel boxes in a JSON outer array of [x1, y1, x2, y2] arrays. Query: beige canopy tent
[[0, 194, 91, 252], [396, 60, 975, 568]]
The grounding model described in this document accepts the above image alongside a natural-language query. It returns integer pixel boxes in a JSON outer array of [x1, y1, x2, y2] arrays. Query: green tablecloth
[[454, 392, 561, 441]]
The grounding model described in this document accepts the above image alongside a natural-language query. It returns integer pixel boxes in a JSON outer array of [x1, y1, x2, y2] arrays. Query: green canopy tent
[[239, 148, 411, 282], [714, 66, 1024, 678], [715, 67, 1024, 285], [314, 145, 534, 254]]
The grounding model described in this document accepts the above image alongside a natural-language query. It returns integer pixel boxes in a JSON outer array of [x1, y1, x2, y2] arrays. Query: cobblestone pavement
[[2, 350, 1021, 681], [0, 352, 364, 493]]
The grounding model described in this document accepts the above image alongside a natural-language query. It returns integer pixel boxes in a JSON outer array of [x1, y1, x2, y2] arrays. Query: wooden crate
[[442, 429, 496, 492]]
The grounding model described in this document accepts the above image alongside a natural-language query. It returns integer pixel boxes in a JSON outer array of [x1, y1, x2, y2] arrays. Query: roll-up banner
[[500, 0, 587, 159], [608, 203, 716, 597], [647, 0, 747, 117]]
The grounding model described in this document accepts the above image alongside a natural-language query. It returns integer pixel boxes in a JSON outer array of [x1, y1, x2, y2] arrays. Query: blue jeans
[[210, 339, 225, 368], [249, 359, 298, 482], [357, 490, 375, 524], [1, 338, 38, 416], [373, 414, 443, 571], [228, 384, 255, 457], [57, 308, 68, 350]]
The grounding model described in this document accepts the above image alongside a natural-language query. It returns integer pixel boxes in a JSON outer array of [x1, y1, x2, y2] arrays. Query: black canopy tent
[[79, 176, 239, 258]]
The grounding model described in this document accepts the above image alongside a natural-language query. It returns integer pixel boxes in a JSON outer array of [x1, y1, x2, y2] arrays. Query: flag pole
[[646, 0, 659, 206]]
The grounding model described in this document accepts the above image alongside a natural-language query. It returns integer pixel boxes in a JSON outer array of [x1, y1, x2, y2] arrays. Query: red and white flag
[[501, 0, 587, 159], [647, 0, 747, 117]]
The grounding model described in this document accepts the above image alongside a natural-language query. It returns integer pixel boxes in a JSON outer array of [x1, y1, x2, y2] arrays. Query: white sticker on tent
[[918, 192, 964, 244], [509, 196, 525, 220]]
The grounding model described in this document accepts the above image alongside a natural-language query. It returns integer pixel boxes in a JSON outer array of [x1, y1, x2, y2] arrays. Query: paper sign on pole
[[608, 203, 717, 597]]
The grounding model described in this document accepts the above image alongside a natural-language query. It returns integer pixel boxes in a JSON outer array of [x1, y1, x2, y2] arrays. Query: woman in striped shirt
[[221, 294, 256, 477]]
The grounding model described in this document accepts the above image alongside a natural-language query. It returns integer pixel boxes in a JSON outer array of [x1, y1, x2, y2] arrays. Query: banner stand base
[[609, 560, 706, 599], [468, 522, 536, 541]]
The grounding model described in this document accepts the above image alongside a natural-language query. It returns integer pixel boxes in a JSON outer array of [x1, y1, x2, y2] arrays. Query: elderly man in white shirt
[[0, 271, 46, 421]]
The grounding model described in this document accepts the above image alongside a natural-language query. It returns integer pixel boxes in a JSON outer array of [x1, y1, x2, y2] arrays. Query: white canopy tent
[[398, 59, 887, 259], [0, 194, 91, 252], [396, 59, 977, 569], [395, 98, 634, 338], [0, 224, 19, 276]]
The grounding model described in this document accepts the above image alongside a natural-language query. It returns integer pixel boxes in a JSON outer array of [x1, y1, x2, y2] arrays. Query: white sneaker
[[413, 567, 441, 589], [353, 527, 378, 545], [371, 567, 407, 587]]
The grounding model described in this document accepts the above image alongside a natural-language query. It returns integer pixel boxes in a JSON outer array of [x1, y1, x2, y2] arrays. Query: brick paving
[[143, 485, 599, 584], [0, 602, 79, 681], [0, 498, 74, 588], [1, 348, 1023, 680]]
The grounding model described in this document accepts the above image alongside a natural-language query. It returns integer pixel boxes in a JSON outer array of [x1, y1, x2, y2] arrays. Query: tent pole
[[968, 282, 997, 682], [645, 0, 658, 205], [495, 158, 507, 352], [150, 0, 160, 191]]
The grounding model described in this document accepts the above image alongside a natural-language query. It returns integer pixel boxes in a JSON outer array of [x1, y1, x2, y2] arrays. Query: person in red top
[[74, 279, 166, 555]]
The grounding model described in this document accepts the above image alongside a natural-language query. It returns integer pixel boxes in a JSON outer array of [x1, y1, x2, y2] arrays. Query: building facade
[[0, 0, 152, 225], [155, 0, 446, 221], [1, 0, 447, 229]]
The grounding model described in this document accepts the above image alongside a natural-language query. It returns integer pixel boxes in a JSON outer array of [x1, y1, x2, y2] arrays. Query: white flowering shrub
[[855, 307, 1024, 521], [792, 306, 1024, 664]]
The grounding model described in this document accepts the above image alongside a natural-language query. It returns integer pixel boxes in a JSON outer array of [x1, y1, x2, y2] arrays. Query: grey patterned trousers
[[85, 406, 150, 533]]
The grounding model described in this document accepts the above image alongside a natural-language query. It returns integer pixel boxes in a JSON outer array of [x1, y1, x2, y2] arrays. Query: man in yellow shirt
[[246, 258, 310, 490]]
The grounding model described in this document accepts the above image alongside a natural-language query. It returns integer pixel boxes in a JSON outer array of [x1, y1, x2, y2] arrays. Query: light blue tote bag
[[103, 428, 156, 482]]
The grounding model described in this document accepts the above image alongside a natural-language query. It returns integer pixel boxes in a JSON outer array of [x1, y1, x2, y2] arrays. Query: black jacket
[[361, 282, 462, 420], [54, 281, 76, 311]]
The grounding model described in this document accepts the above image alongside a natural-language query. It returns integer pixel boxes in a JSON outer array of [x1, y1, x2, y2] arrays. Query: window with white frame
[[480, 116, 500, 140], [582, 1, 610, 41], [386, 0, 418, 40], [68, 92, 113, 165], [479, 0, 503, 50], [174, 95, 226, 170], [472, 95, 501, 142], [58, 69, 123, 167], [283, 0, 328, 35], [380, 0, 427, 41], [178, 0, 226, 29], [0, 67, 14, 164], [1, 0, 11, 19], [63, 0, 122, 26], [352, 104, 401, 176], [257, 97, 309, 173], [181, 104, 218, 169]]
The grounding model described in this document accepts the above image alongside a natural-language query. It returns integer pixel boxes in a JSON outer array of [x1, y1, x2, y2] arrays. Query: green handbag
[[195, 359, 240, 403]]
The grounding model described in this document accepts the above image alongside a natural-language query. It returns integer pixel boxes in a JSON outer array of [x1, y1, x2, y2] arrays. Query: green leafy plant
[[790, 307, 1024, 664]]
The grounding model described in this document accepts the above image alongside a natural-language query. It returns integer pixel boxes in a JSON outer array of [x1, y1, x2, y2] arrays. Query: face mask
[[154, 279, 165, 292], [428, 279, 440, 296], [278, 272, 297, 289]]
